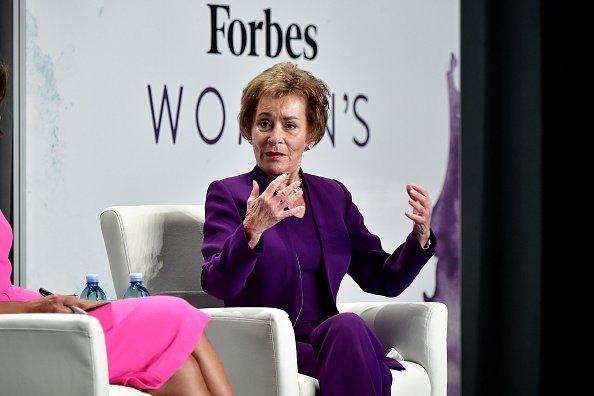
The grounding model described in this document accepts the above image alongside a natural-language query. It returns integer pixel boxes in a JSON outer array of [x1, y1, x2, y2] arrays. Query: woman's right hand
[[28, 294, 85, 314], [243, 173, 304, 249]]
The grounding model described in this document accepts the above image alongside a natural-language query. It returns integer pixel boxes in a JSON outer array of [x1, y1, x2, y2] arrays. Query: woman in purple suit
[[201, 62, 436, 396]]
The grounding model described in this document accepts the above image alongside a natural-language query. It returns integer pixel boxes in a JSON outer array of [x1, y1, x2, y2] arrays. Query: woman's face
[[251, 94, 312, 180]]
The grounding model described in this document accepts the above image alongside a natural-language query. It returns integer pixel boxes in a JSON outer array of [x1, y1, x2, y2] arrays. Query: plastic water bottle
[[80, 274, 107, 301], [123, 272, 150, 299]]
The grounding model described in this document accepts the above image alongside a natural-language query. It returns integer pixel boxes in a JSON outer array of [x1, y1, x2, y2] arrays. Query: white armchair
[[100, 204, 448, 396], [0, 313, 148, 396]]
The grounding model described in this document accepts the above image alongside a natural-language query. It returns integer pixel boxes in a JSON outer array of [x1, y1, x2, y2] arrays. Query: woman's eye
[[258, 120, 271, 129]]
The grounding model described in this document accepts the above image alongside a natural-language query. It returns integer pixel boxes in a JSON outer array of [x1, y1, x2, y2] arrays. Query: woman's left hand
[[404, 184, 432, 248]]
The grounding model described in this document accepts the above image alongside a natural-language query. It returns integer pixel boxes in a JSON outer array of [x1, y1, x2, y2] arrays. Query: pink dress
[[0, 210, 210, 390]]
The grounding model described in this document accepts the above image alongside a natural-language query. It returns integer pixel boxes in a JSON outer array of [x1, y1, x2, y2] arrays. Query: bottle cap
[[86, 273, 99, 282], [129, 272, 143, 282]]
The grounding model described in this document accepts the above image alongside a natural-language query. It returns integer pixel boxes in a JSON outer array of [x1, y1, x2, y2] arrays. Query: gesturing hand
[[243, 173, 305, 249], [404, 184, 432, 249]]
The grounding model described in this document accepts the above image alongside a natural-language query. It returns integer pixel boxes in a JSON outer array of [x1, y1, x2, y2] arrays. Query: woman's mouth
[[265, 152, 285, 159]]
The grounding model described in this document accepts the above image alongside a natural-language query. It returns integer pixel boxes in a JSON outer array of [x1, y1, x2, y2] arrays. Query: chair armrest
[[0, 313, 110, 396], [202, 307, 299, 396], [338, 301, 448, 396]]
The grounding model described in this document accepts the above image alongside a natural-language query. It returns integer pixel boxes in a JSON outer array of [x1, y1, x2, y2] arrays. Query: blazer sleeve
[[201, 180, 261, 300], [339, 181, 436, 297]]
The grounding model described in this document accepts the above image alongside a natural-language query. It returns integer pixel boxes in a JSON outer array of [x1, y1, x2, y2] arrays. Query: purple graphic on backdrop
[[424, 53, 460, 396]]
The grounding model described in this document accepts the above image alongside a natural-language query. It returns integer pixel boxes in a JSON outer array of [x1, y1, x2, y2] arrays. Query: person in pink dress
[[0, 62, 234, 396]]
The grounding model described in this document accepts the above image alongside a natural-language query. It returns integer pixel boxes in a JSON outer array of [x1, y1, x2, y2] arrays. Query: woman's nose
[[268, 127, 284, 145]]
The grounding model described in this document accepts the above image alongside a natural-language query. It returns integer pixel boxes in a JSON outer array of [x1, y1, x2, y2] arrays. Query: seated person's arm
[[0, 301, 38, 314], [0, 295, 92, 314]]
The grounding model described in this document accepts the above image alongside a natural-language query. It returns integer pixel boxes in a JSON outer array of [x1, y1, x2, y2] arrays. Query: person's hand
[[79, 299, 109, 311], [243, 173, 305, 249], [404, 184, 432, 249], [27, 294, 87, 314]]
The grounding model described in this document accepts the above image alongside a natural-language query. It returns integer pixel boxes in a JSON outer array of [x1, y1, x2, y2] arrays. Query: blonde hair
[[238, 62, 330, 148]]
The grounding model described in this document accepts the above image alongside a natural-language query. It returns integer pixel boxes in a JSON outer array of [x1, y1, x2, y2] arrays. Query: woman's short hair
[[0, 62, 7, 104], [238, 62, 330, 148]]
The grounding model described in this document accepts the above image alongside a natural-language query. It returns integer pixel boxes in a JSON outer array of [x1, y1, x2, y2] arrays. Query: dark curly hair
[[0, 62, 7, 136], [0, 62, 7, 102]]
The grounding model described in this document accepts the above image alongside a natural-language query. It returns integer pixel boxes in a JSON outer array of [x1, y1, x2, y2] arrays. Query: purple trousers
[[296, 313, 403, 396]]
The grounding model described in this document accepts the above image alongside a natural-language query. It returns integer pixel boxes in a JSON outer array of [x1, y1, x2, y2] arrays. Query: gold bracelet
[[422, 238, 431, 250]]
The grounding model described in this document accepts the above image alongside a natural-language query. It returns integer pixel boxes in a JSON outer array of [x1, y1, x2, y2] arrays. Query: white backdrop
[[21, 0, 459, 302]]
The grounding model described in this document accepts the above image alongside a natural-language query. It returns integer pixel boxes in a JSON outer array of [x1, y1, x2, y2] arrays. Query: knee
[[316, 312, 368, 340], [328, 312, 367, 328], [137, 295, 202, 322]]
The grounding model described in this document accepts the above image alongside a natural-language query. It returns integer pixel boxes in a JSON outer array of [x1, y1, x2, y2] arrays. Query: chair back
[[100, 205, 223, 308]]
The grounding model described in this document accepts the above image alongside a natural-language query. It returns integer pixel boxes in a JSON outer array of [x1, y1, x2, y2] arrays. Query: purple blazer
[[201, 165, 435, 323]]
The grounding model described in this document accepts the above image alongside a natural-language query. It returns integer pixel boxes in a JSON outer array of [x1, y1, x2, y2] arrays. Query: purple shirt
[[284, 205, 337, 337]]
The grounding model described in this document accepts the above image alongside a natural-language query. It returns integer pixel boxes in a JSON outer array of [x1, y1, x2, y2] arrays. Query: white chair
[[0, 313, 148, 396], [100, 204, 448, 396]]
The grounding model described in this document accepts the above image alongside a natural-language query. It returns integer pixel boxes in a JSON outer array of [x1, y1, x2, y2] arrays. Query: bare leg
[[146, 354, 209, 396], [146, 334, 233, 396], [193, 334, 235, 396]]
